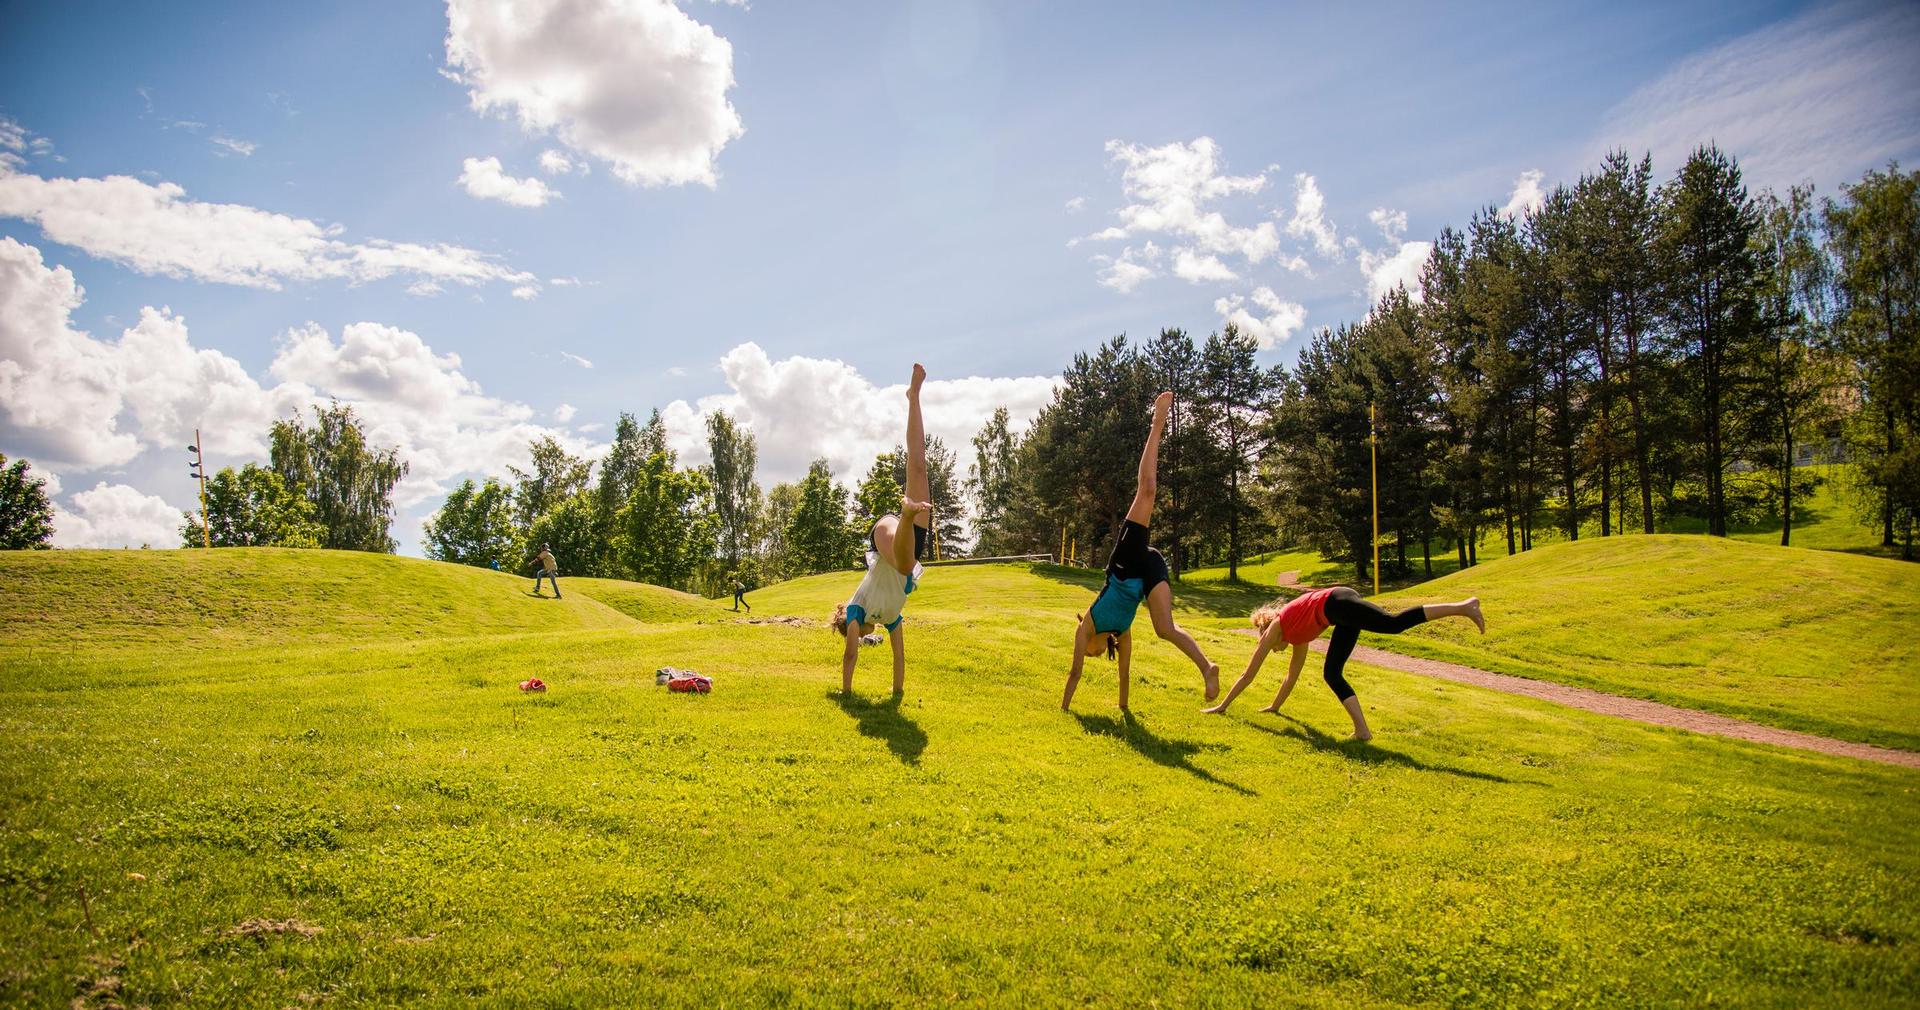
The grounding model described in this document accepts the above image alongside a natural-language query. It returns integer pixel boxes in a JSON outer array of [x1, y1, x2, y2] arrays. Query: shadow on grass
[[1028, 564, 1274, 619], [1246, 715, 1530, 785], [830, 691, 927, 766], [1074, 711, 1256, 796]]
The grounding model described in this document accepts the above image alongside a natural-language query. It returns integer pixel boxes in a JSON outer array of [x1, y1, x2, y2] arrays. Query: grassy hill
[[1362, 536, 1920, 750], [1186, 464, 1895, 594], [0, 549, 634, 655], [1, 548, 1916, 1006]]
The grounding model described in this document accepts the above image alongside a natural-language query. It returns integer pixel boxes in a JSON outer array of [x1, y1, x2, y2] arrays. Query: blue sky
[[2, 0, 1916, 552]]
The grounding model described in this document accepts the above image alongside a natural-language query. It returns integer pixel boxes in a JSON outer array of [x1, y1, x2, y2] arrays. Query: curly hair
[[1250, 598, 1286, 632], [831, 603, 850, 637]]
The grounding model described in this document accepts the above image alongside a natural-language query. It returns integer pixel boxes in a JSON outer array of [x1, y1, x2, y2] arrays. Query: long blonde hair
[[1250, 598, 1286, 633]]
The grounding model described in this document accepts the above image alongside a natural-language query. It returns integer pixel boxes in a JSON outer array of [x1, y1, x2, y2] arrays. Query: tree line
[[973, 151, 1918, 575], [4, 149, 1913, 579], [422, 409, 968, 594]]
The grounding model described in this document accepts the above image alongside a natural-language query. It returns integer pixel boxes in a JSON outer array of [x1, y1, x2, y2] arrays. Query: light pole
[[1369, 403, 1379, 596], [188, 430, 209, 548]]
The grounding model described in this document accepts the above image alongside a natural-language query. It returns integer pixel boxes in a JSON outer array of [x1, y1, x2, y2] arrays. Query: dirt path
[[1296, 639, 1920, 769]]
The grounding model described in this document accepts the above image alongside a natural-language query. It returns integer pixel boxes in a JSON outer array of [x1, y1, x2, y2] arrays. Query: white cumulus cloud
[[1359, 240, 1433, 306], [538, 148, 586, 175], [0, 162, 539, 294], [1171, 248, 1238, 283], [1286, 173, 1341, 260], [659, 343, 1059, 485], [1, 236, 596, 524], [1213, 287, 1308, 350], [1499, 169, 1546, 221], [459, 155, 558, 207], [1089, 138, 1280, 268], [444, 0, 745, 188], [52, 482, 182, 549]]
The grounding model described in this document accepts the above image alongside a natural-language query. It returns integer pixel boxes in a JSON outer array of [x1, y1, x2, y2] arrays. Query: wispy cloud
[[560, 351, 594, 369], [1599, 2, 1920, 190], [210, 135, 256, 157]]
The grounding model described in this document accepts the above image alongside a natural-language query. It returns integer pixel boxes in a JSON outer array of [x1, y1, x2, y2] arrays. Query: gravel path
[[1301, 639, 1920, 769]]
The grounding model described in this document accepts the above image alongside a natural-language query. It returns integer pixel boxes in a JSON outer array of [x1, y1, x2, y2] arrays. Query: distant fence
[[923, 553, 1055, 568]]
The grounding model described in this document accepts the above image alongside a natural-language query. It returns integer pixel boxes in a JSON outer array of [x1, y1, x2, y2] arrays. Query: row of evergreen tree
[[5, 148, 1911, 582], [970, 150, 1918, 575]]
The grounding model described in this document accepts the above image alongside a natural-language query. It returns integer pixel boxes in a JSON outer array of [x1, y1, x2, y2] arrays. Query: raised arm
[[841, 621, 862, 694], [1062, 616, 1092, 711], [1115, 631, 1133, 711], [889, 623, 906, 695]]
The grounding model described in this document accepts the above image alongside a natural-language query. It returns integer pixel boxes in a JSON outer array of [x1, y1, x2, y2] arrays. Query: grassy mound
[[565, 577, 726, 624], [0, 549, 633, 654], [1, 551, 1915, 1006], [1370, 535, 1920, 749]]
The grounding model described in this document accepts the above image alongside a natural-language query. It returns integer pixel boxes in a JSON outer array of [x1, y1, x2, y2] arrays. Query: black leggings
[[1321, 592, 1426, 701]]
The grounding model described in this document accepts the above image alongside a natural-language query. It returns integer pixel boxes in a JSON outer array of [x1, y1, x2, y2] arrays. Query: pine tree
[[1659, 145, 1768, 538], [1198, 323, 1279, 581], [1825, 164, 1920, 557]]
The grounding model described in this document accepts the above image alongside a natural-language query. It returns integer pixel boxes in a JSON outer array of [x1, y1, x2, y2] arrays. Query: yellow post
[[195, 427, 210, 549], [1059, 527, 1066, 565], [1369, 404, 1379, 596]]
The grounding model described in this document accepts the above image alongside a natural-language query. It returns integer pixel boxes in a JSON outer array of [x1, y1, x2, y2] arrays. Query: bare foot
[[1203, 663, 1220, 702], [1466, 597, 1485, 634], [901, 497, 932, 519], [1258, 704, 1280, 714], [1153, 390, 1173, 417], [909, 363, 926, 395], [1348, 730, 1373, 743], [1201, 703, 1227, 715]]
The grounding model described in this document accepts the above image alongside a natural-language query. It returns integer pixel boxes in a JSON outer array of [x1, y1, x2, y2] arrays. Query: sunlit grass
[[2, 548, 1915, 1006]]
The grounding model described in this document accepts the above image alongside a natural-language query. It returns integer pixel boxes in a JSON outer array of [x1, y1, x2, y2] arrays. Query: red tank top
[[1277, 588, 1335, 645]]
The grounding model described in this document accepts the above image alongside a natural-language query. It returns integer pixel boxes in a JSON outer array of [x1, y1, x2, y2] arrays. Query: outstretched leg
[[1126, 391, 1173, 526], [1324, 591, 1485, 636], [907, 364, 930, 531]]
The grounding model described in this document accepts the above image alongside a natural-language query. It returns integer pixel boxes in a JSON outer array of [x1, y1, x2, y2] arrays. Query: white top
[[846, 551, 922, 629]]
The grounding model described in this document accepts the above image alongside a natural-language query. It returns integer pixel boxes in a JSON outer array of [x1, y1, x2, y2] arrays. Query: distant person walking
[[732, 577, 751, 612], [1060, 390, 1220, 712], [530, 544, 562, 599], [1203, 587, 1485, 740]]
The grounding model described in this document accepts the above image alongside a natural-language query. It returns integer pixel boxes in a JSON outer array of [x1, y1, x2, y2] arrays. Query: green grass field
[[1357, 536, 1920, 751], [3, 548, 1917, 1007]]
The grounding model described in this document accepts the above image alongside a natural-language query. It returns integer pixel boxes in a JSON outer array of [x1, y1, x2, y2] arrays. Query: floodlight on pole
[[190, 428, 209, 548]]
